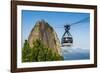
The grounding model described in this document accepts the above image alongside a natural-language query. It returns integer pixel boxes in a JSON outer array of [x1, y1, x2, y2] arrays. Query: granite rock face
[[28, 20, 61, 55]]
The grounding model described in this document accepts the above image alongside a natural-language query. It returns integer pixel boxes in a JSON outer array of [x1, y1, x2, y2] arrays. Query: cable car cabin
[[61, 36, 73, 47]]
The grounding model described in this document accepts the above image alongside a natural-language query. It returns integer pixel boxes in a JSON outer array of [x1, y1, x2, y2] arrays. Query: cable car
[[61, 36, 73, 46], [61, 24, 73, 47], [55, 17, 89, 47]]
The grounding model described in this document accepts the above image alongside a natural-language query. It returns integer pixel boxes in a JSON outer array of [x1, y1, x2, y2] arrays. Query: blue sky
[[22, 10, 90, 49]]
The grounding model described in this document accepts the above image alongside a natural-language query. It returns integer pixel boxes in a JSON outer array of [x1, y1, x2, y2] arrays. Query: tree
[[22, 39, 63, 62], [22, 40, 31, 62]]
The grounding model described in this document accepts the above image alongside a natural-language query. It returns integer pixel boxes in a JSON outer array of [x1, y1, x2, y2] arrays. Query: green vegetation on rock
[[22, 39, 63, 62]]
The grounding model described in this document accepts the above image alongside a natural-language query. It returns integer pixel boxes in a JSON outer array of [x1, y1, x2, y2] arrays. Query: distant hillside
[[28, 20, 61, 55]]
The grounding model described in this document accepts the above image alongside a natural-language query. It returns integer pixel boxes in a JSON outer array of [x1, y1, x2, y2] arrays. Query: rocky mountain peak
[[28, 19, 61, 55]]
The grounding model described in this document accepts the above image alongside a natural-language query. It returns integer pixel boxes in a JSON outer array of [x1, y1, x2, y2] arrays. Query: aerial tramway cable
[[55, 17, 89, 47]]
